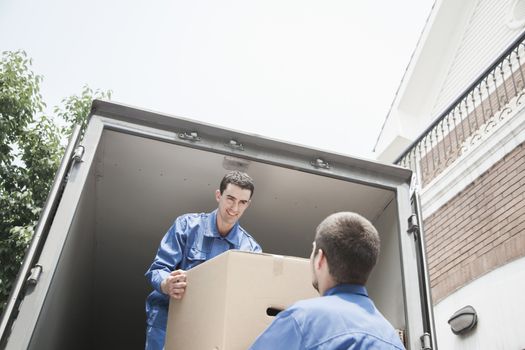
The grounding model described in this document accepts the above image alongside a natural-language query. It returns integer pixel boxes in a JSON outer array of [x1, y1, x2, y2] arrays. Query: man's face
[[215, 183, 252, 227], [310, 241, 319, 292]]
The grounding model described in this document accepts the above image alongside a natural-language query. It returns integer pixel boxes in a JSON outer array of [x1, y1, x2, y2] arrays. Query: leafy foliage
[[55, 85, 111, 138], [0, 51, 111, 314]]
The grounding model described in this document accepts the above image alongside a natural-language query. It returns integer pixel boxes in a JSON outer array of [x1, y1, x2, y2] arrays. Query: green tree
[[0, 51, 111, 314]]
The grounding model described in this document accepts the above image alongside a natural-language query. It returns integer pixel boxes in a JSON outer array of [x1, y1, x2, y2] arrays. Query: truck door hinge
[[26, 265, 43, 287], [64, 145, 85, 184], [310, 158, 330, 169], [178, 132, 201, 142], [72, 145, 85, 163], [420, 332, 432, 350], [407, 213, 420, 238]]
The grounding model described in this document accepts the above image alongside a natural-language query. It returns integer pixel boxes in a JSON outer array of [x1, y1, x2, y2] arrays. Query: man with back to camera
[[249, 211, 405, 350], [144, 171, 262, 350]]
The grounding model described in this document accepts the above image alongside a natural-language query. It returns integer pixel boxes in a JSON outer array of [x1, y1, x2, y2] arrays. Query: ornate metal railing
[[395, 31, 525, 187]]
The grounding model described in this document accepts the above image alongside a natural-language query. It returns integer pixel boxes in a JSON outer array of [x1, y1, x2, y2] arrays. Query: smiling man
[[144, 171, 261, 350]]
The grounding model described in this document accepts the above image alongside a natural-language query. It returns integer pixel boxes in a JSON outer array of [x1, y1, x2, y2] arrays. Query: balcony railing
[[395, 31, 525, 186]]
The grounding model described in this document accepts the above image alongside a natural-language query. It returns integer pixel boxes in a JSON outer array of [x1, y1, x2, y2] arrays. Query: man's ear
[[215, 189, 221, 202], [315, 249, 325, 270]]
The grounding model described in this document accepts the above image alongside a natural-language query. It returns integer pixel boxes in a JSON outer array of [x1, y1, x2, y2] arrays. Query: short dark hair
[[314, 212, 380, 285], [219, 171, 255, 198]]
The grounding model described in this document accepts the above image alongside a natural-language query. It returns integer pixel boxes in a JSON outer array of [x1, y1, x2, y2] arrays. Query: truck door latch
[[310, 158, 330, 169], [178, 132, 201, 142], [227, 139, 244, 151]]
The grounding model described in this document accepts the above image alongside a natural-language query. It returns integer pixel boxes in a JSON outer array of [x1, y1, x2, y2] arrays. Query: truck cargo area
[[3, 102, 421, 349]]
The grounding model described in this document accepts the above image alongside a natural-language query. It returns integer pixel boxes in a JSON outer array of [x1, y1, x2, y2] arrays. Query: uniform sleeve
[[144, 216, 187, 294], [248, 309, 304, 350]]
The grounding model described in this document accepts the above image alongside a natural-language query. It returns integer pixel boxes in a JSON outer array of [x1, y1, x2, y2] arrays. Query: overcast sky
[[0, 0, 433, 159]]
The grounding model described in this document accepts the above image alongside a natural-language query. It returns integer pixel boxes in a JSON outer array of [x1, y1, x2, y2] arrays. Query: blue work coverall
[[249, 284, 405, 350], [145, 209, 261, 350]]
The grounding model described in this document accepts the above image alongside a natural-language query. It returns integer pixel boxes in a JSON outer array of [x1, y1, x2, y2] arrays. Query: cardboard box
[[165, 250, 318, 350]]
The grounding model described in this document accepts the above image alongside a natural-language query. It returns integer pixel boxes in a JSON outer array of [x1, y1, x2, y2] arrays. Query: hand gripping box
[[165, 250, 318, 350]]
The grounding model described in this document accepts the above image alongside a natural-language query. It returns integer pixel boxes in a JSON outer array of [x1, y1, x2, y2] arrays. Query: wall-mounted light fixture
[[448, 305, 478, 335]]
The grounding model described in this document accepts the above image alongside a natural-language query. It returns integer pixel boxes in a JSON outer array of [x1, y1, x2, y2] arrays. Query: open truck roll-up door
[[0, 100, 436, 349]]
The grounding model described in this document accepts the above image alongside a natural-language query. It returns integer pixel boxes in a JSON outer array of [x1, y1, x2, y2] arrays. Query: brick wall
[[424, 141, 525, 303]]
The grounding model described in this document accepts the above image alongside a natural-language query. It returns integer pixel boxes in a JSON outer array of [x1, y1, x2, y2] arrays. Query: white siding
[[431, 0, 522, 117], [434, 256, 525, 349]]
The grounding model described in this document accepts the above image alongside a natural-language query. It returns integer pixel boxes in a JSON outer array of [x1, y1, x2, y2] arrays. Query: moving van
[[0, 100, 436, 350]]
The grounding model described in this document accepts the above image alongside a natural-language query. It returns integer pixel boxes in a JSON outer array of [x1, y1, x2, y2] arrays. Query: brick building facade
[[374, 0, 525, 348], [425, 141, 525, 302]]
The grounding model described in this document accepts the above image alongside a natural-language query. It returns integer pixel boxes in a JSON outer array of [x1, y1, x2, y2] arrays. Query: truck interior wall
[[28, 166, 97, 350], [368, 199, 406, 329], [93, 134, 151, 348]]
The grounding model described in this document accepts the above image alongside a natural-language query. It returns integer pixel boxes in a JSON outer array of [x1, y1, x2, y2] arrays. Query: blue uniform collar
[[205, 209, 241, 247], [324, 284, 369, 297]]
